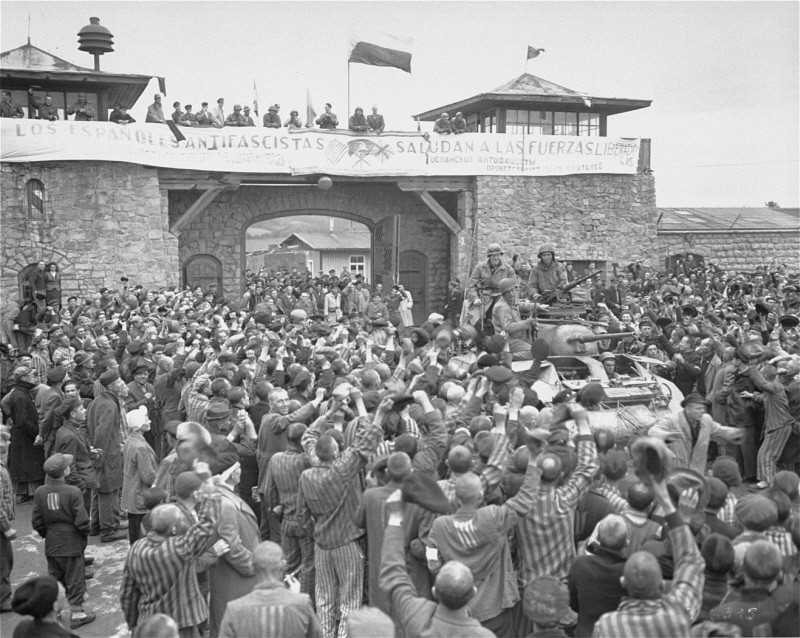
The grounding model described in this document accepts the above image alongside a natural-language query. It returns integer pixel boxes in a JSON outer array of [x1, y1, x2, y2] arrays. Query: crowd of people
[[2, 90, 391, 134], [0, 243, 798, 638]]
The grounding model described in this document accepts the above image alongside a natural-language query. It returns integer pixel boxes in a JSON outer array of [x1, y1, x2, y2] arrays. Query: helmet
[[599, 351, 616, 363], [486, 243, 504, 256], [499, 278, 517, 294], [537, 243, 556, 258]]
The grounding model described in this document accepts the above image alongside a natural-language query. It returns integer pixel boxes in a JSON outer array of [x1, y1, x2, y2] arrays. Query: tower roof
[[1, 42, 154, 112], [415, 72, 651, 121]]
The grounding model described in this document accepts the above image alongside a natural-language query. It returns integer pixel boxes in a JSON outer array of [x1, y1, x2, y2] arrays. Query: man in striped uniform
[[264, 422, 314, 599], [120, 481, 223, 638], [592, 474, 705, 637], [516, 406, 599, 587], [750, 363, 795, 489], [296, 389, 387, 638]]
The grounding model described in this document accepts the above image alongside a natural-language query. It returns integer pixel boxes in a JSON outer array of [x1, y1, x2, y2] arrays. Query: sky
[[1, 0, 798, 208]]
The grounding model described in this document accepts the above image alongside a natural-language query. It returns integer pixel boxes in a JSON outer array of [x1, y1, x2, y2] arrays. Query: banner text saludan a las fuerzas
[[1, 120, 641, 177]]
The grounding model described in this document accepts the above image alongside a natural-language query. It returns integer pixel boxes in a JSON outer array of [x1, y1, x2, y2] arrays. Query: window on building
[[18, 263, 39, 301], [25, 179, 45, 219], [553, 111, 578, 136], [349, 254, 365, 275], [501, 109, 599, 136], [465, 113, 478, 132], [579, 113, 600, 136], [481, 110, 496, 133]]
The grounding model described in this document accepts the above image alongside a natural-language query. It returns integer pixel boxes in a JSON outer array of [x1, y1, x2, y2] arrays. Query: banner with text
[[1, 120, 641, 176]]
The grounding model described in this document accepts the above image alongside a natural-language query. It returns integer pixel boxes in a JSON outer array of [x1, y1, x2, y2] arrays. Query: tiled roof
[[280, 232, 371, 251], [1, 43, 94, 73], [657, 207, 799, 232], [490, 73, 585, 97]]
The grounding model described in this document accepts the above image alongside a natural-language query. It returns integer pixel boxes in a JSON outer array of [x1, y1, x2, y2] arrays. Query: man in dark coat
[[37, 367, 67, 457], [86, 370, 127, 542], [568, 514, 629, 637], [54, 397, 98, 517], [1, 366, 44, 502], [31, 452, 95, 630]]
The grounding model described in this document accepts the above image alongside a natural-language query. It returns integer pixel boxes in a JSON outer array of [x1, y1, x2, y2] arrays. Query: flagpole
[[347, 62, 351, 120]]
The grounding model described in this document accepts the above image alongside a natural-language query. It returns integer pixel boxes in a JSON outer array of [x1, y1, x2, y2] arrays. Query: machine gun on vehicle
[[536, 269, 601, 305]]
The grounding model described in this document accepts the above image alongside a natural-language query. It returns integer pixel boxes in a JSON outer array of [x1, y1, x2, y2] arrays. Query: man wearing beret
[[649, 393, 744, 474], [86, 370, 128, 542], [32, 453, 95, 629]]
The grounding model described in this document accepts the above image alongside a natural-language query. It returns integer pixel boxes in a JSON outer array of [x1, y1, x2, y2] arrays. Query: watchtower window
[[26, 179, 45, 219]]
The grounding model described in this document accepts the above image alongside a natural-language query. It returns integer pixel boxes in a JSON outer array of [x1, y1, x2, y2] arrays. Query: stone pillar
[[455, 190, 476, 284]]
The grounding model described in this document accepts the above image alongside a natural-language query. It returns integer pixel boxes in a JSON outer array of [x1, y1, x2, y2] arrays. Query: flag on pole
[[527, 46, 545, 60], [306, 88, 317, 128], [349, 40, 412, 73], [253, 80, 259, 119]]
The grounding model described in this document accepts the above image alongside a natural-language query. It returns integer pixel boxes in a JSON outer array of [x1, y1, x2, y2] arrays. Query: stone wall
[[463, 174, 658, 280], [658, 231, 800, 272], [1, 161, 178, 306], [170, 183, 451, 314]]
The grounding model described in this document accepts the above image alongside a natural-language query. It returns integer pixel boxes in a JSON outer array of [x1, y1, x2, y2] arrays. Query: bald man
[[592, 474, 705, 637], [218, 541, 321, 638], [120, 487, 225, 636], [379, 489, 494, 637], [426, 435, 543, 636]]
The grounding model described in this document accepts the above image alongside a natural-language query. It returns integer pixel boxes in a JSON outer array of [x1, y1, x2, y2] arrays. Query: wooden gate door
[[399, 250, 427, 325]]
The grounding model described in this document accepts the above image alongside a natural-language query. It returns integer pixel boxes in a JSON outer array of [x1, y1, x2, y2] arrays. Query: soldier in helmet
[[528, 243, 568, 304], [492, 278, 541, 360], [464, 244, 517, 332]]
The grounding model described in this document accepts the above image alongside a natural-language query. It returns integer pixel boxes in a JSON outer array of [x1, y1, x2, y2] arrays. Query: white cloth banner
[[1, 120, 641, 176]]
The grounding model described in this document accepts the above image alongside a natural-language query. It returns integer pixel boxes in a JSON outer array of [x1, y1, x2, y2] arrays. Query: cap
[[206, 403, 231, 420], [43, 452, 74, 476], [46, 366, 68, 384], [11, 576, 60, 619], [712, 456, 742, 487], [486, 243, 503, 256], [99, 369, 120, 387], [480, 365, 514, 384], [681, 392, 710, 408], [735, 494, 778, 531]]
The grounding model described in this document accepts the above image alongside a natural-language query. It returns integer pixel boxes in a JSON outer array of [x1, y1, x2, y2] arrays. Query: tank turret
[[537, 322, 634, 356]]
